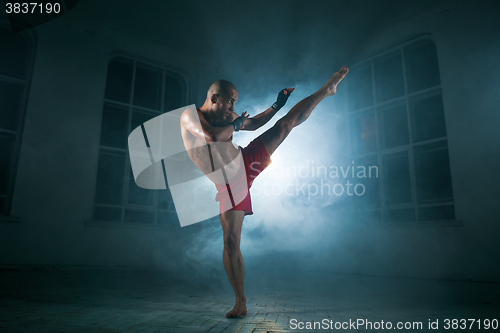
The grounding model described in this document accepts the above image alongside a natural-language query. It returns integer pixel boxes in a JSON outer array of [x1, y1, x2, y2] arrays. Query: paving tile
[[1, 270, 499, 333]]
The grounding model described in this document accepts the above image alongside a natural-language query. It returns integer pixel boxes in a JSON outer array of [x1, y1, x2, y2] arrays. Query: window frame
[[0, 20, 36, 220], [345, 35, 457, 225], [89, 53, 190, 227]]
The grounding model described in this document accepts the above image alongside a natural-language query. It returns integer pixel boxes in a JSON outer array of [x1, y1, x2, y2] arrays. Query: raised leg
[[260, 66, 349, 155], [220, 210, 247, 318]]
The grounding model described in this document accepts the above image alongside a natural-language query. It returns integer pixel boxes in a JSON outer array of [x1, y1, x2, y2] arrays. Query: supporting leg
[[220, 210, 247, 318], [260, 66, 349, 155]]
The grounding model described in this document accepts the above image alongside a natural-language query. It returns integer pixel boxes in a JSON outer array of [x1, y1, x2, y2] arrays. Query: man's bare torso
[[180, 109, 242, 184]]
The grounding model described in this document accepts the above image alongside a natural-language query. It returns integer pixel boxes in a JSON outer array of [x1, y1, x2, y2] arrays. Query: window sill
[[0, 215, 21, 223], [85, 220, 173, 229], [379, 219, 462, 229]]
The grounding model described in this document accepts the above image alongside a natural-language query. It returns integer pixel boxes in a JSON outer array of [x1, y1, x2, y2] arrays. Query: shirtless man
[[180, 66, 348, 318]]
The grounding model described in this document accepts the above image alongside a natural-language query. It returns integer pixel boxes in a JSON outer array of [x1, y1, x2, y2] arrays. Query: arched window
[[346, 36, 454, 223], [0, 22, 35, 216], [92, 55, 188, 226]]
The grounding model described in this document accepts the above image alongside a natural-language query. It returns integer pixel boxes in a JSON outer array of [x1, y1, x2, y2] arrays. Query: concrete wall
[[0, 11, 201, 270]]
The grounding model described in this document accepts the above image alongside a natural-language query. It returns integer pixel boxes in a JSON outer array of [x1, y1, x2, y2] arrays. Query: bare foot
[[226, 302, 247, 318], [322, 66, 349, 96]]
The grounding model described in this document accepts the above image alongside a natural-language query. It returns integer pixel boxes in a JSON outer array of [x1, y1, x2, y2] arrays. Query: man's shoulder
[[181, 107, 201, 116], [181, 107, 204, 123]]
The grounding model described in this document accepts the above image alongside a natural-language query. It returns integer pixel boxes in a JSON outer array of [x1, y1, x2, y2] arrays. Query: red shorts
[[215, 137, 271, 215]]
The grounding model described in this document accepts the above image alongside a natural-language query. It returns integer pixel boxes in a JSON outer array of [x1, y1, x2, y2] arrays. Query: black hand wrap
[[272, 89, 292, 111], [230, 114, 246, 131]]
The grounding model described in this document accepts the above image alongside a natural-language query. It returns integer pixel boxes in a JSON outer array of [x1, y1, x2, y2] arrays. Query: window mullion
[[151, 69, 168, 225], [160, 69, 166, 112], [371, 59, 385, 214], [346, 119, 351, 160], [401, 47, 419, 219]]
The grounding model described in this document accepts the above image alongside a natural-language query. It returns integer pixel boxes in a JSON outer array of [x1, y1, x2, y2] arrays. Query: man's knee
[[275, 118, 294, 137], [223, 233, 241, 250]]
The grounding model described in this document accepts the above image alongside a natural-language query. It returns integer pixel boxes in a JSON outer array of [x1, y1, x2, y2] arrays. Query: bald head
[[207, 80, 237, 100]]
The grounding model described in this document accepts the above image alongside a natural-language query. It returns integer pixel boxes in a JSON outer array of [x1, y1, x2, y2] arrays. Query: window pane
[[379, 102, 409, 149], [131, 109, 157, 133], [349, 109, 377, 155], [0, 82, 23, 131], [352, 210, 382, 223], [164, 76, 183, 112], [127, 170, 154, 207], [353, 155, 379, 208], [0, 196, 5, 215], [347, 62, 373, 111], [104, 58, 133, 103], [418, 205, 455, 221], [158, 211, 179, 226], [94, 151, 126, 205], [0, 28, 29, 79], [124, 209, 155, 224], [415, 141, 453, 203], [405, 40, 441, 93], [134, 64, 162, 110], [385, 208, 416, 222], [0, 134, 15, 195], [374, 51, 405, 103], [100, 104, 129, 148], [410, 92, 447, 142], [382, 151, 412, 205], [93, 206, 122, 222], [158, 189, 175, 210]]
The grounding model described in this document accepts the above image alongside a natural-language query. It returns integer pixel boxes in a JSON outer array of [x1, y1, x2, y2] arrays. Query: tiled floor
[[0, 269, 499, 332]]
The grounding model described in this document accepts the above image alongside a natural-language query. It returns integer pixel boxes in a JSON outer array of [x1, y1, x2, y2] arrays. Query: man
[[180, 66, 348, 318]]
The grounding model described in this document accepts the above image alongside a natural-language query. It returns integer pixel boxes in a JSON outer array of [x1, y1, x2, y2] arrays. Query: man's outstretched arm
[[240, 106, 278, 131], [240, 88, 294, 131]]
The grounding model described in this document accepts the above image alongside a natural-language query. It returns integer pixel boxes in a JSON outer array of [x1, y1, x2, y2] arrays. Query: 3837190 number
[[443, 319, 498, 330], [5, 3, 61, 14]]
